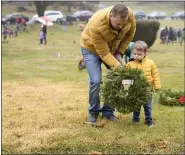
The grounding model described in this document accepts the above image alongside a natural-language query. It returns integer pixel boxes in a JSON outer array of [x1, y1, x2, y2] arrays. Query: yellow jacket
[[80, 6, 136, 68], [126, 57, 161, 89]]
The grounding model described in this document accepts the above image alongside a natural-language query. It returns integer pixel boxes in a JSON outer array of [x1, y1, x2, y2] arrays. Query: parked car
[[147, 12, 166, 20], [32, 10, 64, 22], [56, 17, 68, 24], [2, 13, 29, 25], [133, 11, 147, 20], [66, 10, 93, 22], [171, 12, 185, 20]]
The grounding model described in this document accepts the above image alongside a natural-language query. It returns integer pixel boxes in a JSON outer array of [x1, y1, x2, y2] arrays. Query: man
[[80, 4, 136, 124]]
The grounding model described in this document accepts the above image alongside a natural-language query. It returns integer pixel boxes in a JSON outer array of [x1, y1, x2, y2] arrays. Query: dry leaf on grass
[[159, 140, 168, 148], [18, 107, 22, 110], [88, 151, 103, 154]]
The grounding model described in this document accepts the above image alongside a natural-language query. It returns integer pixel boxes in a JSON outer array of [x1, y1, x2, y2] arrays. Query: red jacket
[[21, 18, 25, 23], [16, 17, 19, 23]]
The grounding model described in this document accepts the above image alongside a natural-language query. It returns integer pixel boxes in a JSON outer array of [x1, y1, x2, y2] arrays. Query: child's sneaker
[[132, 118, 140, 125], [144, 120, 155, 127], [148, 124, 155, 128]]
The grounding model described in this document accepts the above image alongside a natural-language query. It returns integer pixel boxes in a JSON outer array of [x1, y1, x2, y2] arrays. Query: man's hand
[[114, 51, 123, 65]]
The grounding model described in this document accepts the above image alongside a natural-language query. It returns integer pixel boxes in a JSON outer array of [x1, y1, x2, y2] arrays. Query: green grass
[[2, 9, 184, 155], [2, 24, 85, 82]]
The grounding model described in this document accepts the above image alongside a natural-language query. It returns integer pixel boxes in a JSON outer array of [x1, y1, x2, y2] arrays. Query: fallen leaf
[[18, 107, 22, 110], [159, 140, 168, 148], [88, 151, 103, 154]]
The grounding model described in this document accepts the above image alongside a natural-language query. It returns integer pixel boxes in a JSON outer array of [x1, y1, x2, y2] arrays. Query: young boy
[[2, 28, 9, 43], [39, 30, 44, 44], [126, 41, 161, 127]]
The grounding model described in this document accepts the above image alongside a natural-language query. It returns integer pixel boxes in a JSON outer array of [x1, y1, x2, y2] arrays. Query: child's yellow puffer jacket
[[127, 57, 161, 89]]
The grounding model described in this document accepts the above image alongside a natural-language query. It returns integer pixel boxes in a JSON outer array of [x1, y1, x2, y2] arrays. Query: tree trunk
[[68, 5, 71, 13], [34, 1, 53, 17]]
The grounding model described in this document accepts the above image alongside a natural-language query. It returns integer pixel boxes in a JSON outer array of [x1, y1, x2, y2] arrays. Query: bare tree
[[79, 1, 99, 11], [60, 1, 99, 13], [34, 1, 53, 16], [34, 1, 99, 16], [60, 2, 84, 13]]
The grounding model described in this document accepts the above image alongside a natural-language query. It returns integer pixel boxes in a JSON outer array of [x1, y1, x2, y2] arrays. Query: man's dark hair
[[111, 4, 129, 19]]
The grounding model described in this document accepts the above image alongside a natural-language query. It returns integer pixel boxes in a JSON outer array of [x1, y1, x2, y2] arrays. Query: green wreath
[[100, 66, 152, 114], [159, 89, 184, 106]]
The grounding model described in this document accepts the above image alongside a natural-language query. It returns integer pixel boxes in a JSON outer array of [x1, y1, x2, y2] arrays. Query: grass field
[[2, 4, 185, 154]]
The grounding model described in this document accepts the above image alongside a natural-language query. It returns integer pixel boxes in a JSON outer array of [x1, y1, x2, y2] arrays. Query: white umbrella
[[37, 16, 53, 26]]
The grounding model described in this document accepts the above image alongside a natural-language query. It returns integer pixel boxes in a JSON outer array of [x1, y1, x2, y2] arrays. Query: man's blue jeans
[[81, 48, 115, 116], [132, 97, 152, 125]]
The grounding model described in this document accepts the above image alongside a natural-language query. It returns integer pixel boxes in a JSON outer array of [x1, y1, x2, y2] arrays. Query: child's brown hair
[[133, 41, 148, 53]]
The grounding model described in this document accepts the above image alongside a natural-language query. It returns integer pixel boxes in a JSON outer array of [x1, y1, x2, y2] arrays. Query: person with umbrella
[[37, 16, 53, 45], [41, 24, 47, 45]]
